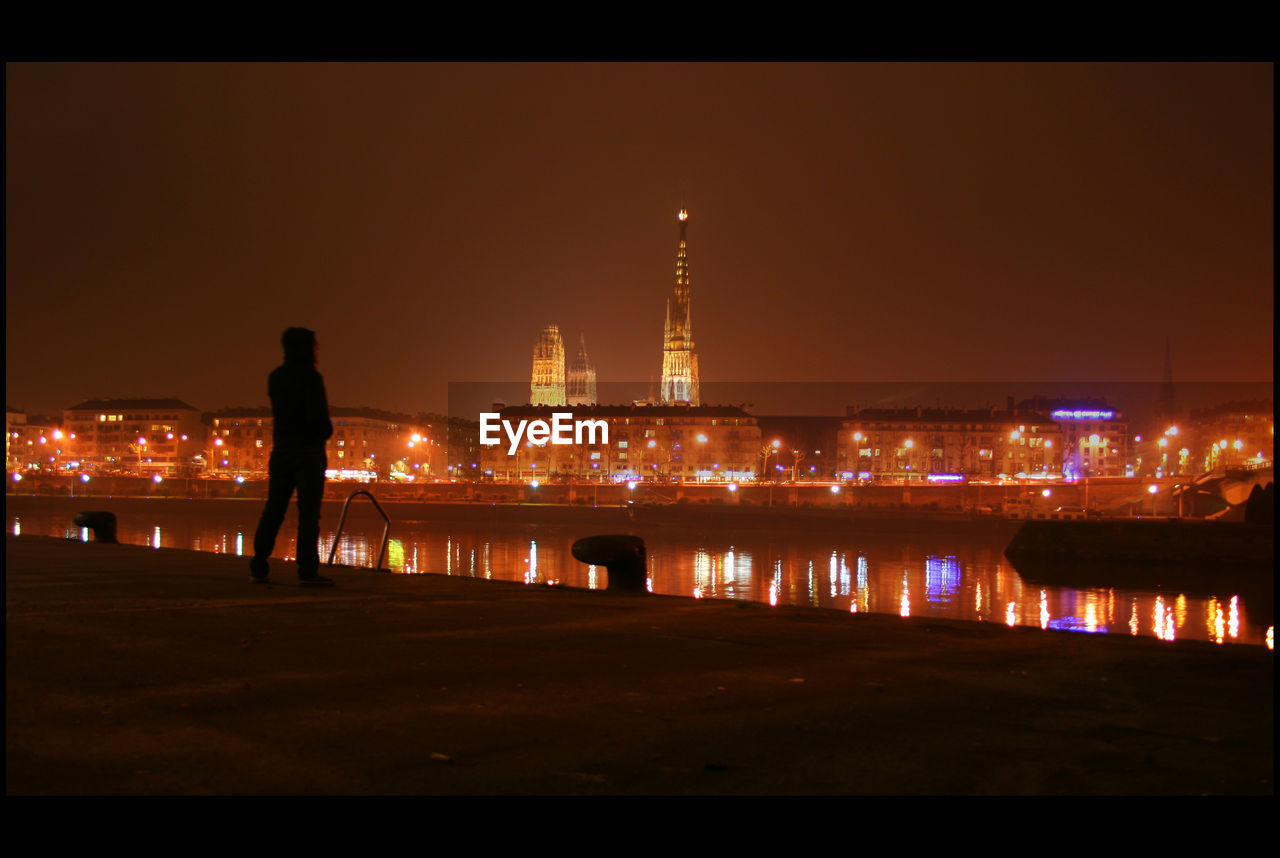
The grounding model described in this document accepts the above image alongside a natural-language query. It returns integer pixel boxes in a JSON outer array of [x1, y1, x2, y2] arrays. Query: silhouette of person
[[250, 327, 335, 585]]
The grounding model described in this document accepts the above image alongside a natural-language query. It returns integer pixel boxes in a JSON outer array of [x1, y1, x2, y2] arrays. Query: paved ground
[[5, 534, 1273, 795]]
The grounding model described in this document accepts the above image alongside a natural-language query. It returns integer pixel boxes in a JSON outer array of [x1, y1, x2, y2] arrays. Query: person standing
[[250, 327, 335, 586]]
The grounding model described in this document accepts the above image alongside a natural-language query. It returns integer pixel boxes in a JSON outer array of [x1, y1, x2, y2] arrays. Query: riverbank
[[6, 534, 1272, 795]]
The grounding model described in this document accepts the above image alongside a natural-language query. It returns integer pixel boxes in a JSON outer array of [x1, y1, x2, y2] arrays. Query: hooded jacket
[[269, 327, 334, 449]]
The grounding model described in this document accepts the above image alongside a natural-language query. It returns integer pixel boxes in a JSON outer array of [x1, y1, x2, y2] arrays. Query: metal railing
[[327, 489, 391, 571]]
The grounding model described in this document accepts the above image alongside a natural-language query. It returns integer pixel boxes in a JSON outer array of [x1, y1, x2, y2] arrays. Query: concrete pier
[[5, 534, 1272, 795]]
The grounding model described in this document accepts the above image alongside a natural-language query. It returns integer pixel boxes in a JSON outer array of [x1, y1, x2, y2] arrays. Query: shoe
[[298, 572, 335, 587], [250, 557, 269, 583]]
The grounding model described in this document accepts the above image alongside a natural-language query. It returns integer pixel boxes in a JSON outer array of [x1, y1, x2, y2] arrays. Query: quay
[[6, 534, 1273, 795]]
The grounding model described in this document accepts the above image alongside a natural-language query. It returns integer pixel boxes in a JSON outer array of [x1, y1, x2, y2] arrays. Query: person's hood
[[281, 327, 316, 365]]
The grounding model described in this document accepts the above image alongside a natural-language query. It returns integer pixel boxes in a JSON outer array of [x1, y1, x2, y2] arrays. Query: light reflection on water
[[8, 505, 1272, 647]]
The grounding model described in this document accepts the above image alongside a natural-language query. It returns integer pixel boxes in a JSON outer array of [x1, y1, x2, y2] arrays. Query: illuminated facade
[[1048, 407, 1130, 480], [566, 334, 597, 406], [660, 209, 700, 404], [6, 408, 66, 473], [415, 412, 482, 479], [1010, 396, 1130, 479], [62, 398, 204, 476], [480, 404, 758, 482], [209, 406, 429, 480], [208, 407, 272, 475], [840, 407, 1063, 481], [6, 405, 26, 472], [530, 324, 566, 406], [1185, 400, 1273, 473]]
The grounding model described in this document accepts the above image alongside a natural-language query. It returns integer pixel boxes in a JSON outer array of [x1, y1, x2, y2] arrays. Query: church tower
[[530, 324, 566, 406], [660, 209, 700, 404], [566, 334, 597, 406]]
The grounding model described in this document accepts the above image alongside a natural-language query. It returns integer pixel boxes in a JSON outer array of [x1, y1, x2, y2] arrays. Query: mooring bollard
[[73, 511, 118, 544], [571, 534, 647, 594]]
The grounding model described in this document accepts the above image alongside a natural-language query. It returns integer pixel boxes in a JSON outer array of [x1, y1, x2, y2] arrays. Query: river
[[5, 495, 1271, 647]]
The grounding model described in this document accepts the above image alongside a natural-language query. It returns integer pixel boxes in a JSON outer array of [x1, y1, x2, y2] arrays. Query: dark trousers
[[253, 446, 327, 573]]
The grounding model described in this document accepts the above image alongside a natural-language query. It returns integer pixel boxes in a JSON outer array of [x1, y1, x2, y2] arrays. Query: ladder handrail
[[327, 489, 391, 571]]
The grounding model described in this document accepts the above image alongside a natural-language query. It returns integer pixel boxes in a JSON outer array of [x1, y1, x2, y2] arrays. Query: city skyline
[[6, 62, 1273, 418]]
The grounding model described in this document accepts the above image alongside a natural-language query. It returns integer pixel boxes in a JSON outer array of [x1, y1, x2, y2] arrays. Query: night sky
[[6, 62, 1273, 419]]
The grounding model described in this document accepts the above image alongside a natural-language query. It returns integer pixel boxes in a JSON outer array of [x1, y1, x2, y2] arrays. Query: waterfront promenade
[[6, 534, 1273, 795]]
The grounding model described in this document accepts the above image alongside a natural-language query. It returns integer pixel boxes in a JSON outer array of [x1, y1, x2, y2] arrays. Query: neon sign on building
[[1051, 409, 1115, 421]]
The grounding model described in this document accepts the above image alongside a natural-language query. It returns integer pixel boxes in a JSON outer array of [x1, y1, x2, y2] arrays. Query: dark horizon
[[6, 62, 1273, 418]]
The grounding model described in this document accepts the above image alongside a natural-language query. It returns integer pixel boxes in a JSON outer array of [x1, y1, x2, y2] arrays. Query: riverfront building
[[1184, 400, 1273, 473], [209, 406, 430, 480], [5, 405, 23, 472], [839, 406, 1063, 481], [1025, 399, 1130, 480], [480, 404, 758, 483], [62, 398, 204, 476], [660, 210, 700, 405], [6, 408, 66, 474]]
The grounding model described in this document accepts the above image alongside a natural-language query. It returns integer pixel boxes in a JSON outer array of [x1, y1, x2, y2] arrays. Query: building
[[206, 406, 273, 476], [566, 334, 598, 406], [62, 398, 204, 476], [6, 405, 26, 472], [6, 408, 67, 474], [480, 404, 758, 483], [415, 412, 481, 480], [1184, 400, 1273, 474], [530, 325, 566, 406], [209, 406, 430, 480], [840, 405, 1063, 482], [660, 209, 700, 404], [1025, 399, 1130, 479]]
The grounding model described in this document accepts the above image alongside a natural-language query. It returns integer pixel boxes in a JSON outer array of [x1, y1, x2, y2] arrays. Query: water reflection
[[925, 555, 960, 606], [6, 503, 1271, 646]]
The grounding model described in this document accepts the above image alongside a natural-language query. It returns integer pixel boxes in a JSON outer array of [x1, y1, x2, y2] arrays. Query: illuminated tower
[[660, 209, 700, 404], [530, 324, 566, 406], [566, 334, 597, 406]]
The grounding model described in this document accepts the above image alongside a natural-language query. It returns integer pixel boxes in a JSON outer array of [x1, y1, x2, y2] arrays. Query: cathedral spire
[[661, 208, 700, 404], [567, 333, 597, 406]]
